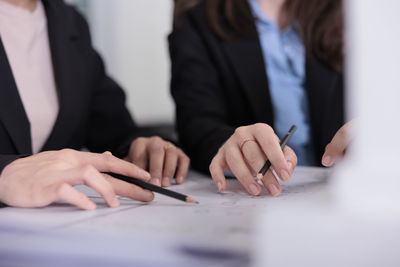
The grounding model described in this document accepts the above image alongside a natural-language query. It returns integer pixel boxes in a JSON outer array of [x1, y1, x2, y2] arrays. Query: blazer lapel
[[41, 0, 84, 151], [0, 38, 32, 154], [222, 37, 274, 124]]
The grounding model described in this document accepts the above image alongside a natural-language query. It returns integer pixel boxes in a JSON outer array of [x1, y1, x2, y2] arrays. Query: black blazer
[[169, 4, 345, 174], [0, 0, 143, 173]]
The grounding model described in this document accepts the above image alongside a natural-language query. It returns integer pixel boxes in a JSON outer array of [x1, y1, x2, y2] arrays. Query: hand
[[209, 123, 297, 197], [322, 121, 354, 167], [0, 149, 154, 210], [126, 137, 190, 187]]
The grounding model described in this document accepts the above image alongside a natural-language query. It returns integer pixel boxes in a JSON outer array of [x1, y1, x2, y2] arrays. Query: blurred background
[[65, 0, 175, 129]]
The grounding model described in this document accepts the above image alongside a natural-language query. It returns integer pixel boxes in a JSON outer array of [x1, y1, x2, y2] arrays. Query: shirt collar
[[248, 0, 275, 26], [248, 0, 300, 35]]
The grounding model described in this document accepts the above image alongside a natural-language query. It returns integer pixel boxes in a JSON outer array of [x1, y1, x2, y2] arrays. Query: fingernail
[[149, 177, 161, 186], [87, 201, 96, 210], [322, 155, 332, 166], [280, 169, 290, 181], [217, 181, 223, 191], [162, 177, 171, 187], [112, 197, 120, 208], [176, 176, 184, 184], [267, 184, 280, 196], [287, 161, 293, 170], [143, 171, 151, 180], [249, 183, 260, 196], [145, 190, 154, 200]]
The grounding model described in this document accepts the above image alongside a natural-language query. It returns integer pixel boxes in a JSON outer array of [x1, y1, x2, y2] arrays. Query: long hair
[[174, 0, 343, 72]]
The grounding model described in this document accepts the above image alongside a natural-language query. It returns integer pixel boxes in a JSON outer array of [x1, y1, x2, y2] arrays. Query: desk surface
[[0, 166, 331, 267]]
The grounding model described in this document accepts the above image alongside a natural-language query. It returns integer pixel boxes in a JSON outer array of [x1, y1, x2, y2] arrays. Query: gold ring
[[239, 139, 255, 151], [164, 142, 176, 150]]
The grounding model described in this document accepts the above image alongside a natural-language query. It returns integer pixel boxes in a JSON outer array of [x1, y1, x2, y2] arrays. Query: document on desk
[[0, 167, 331, 266], [69, 166, 332, 249], [0, 167, 331, 235]]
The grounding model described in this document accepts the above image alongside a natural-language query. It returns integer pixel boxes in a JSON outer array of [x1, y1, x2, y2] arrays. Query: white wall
[[83, 0, 175, 125]]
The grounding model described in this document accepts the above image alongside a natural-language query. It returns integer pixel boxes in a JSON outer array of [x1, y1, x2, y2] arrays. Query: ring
[[164, 142, 176, 150], [239, 139, 255, 151]]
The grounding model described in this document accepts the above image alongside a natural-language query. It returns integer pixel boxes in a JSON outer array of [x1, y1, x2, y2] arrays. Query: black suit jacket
[[0, 0, 143, 173], [169, 4, 345, 174]]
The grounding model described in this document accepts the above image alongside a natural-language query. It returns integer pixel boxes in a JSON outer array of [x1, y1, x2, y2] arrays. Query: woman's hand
[[0, 149, 154, 210], [126, 137, 190, 187], [322, 121, 354, 167], [209, 124, 297, 197]]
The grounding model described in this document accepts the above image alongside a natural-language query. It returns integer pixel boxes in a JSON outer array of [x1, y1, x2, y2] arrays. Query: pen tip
[[256, 173, 263, 180], [186, 197, 199, 204]]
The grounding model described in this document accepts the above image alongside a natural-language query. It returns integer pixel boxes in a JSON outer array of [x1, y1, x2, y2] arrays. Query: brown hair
[[174, 0, 343, 72]]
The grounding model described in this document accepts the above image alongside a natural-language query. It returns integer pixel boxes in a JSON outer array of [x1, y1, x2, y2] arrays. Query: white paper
[[0, 167, 331, 266]]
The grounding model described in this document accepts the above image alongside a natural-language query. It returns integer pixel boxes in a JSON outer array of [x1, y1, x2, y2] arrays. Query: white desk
[[0, 167, 331, 267]]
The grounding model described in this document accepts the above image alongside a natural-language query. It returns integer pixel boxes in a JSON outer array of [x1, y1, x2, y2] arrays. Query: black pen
[[256, 125, 297, 180], [104, 172, 199, 204]]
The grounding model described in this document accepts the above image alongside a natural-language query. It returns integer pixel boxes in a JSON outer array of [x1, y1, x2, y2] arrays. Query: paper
[[0, 166, 331, 265], [64, 166, 332, 251]]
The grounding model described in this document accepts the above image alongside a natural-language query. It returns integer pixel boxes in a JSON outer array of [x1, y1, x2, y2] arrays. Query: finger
[[260, 146, 297, 197], [147, 139, 166, 186], [69, 165, 119, 208], [175, 150, 190, 184], [209, 153, 227, 191], [79, 151, 151, 181], [322, 124, 352, 166], [260, 169, 281, 197], [56, 183, 96, 210], [129, 139, 148, 170], [252, 126, 290, 181], [148, 177, 162, 187], [103, 174, 154, 202], [241, 140, 267, 175], [225, 145, 262, 196], [281, 146, 298, 180], [162, 147, 179, 187]]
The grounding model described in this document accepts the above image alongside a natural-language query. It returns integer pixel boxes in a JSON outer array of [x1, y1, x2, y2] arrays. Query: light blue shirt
[[248, 0, 316, 166]]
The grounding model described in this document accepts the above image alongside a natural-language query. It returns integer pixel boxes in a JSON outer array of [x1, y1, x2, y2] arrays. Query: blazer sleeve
[[169, 11, 235, 174], [84, 59, 142, 158], [71, 10, 145, 159]]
